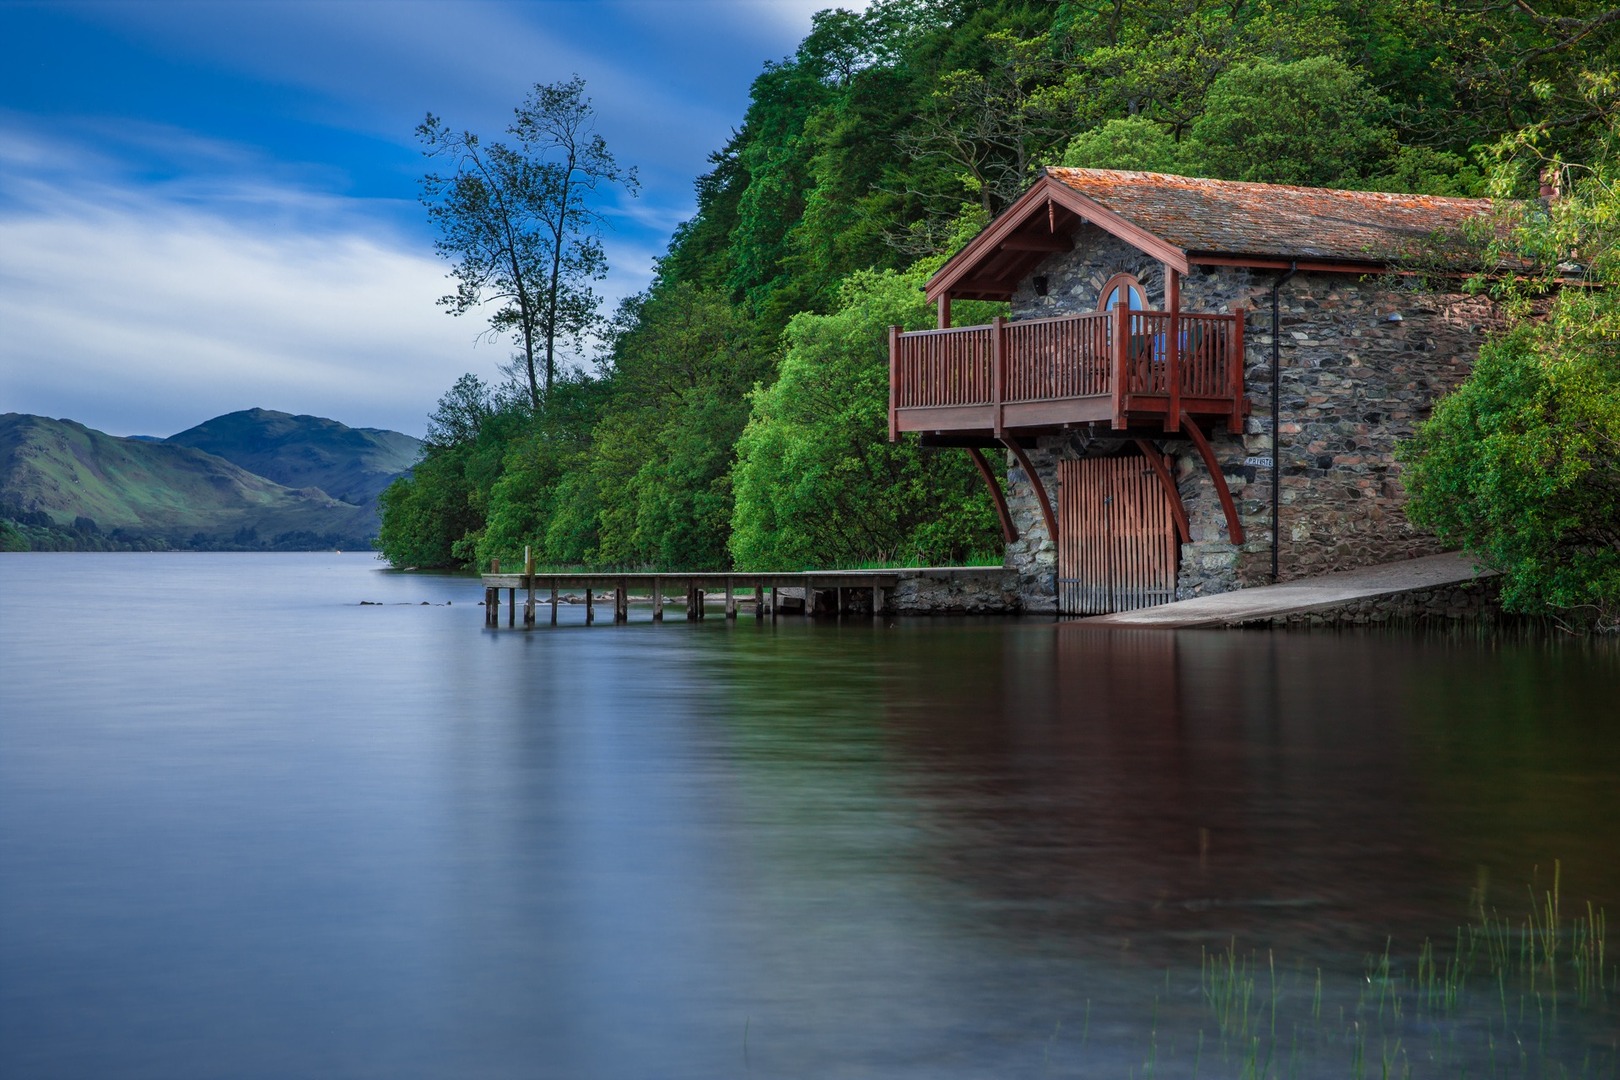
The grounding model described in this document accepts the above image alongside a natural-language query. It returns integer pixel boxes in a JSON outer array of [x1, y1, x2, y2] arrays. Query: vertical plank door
[[1057, 455, 1178, 615]]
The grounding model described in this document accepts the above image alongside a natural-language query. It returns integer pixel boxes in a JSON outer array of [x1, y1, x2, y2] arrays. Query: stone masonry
[[999, 222, 1501, 610]]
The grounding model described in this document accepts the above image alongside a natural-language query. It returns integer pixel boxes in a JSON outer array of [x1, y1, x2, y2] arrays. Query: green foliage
[[1403, 140, 1620, 630], [1061, 117, 1182, 172], [376, 375, 532, 568], [730, 266, 1000, 570], [1185, 56, 1394, 187], [583, 284, 768, 569]]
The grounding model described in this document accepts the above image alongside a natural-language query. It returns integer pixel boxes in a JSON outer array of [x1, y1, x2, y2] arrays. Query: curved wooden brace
[[1180, 411, 1246, 545], [1131, 439, 1191, 544], [1001, 438, 1058, 546], [967, 448, 1018, 544]]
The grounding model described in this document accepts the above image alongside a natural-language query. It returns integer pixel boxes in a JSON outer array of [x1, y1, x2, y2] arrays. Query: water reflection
[[2, 555, 1616, 1078]]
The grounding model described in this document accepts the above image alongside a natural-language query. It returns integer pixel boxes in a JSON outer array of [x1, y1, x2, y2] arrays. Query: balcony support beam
[[1180, 412, 1245, 545], [1002, 438, 1058, 547], [1132, 440, 1191, 544], [967, 448, 1018, 544]]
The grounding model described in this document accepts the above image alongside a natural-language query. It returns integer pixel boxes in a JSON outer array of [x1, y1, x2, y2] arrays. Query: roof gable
[[927, 169, 1496, 303]]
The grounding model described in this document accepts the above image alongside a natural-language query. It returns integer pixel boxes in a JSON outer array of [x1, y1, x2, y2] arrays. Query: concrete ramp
[[1082, 552, 1494, 628]]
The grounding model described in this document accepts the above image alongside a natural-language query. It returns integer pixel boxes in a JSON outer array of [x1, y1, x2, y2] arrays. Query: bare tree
[[417, 77, 638, 410]]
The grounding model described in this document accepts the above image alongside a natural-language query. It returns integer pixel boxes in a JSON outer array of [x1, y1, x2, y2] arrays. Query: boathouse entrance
[[1057, 456, 1180, 615]]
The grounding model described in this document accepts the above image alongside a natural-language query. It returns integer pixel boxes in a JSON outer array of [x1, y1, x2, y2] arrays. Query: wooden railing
[[1003, 312, 1112, 401], [889, 323, 995, 408], [890, 308, 1244, 435]]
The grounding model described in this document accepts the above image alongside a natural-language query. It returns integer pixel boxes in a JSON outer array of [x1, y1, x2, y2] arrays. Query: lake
[[2, 552, 1616, 1078]]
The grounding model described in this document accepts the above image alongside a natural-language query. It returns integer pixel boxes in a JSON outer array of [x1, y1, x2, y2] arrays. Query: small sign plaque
[[1244, 456, 1274, 468]]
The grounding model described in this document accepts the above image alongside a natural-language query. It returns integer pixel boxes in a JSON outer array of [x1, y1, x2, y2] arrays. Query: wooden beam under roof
[[998, 236, 1073, 253]]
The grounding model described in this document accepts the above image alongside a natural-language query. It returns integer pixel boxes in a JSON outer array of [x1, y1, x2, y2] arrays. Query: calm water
[[2, 552, 1617, 1078]]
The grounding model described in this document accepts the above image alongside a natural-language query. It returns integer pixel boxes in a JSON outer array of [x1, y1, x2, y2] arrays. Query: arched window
[[1097, 273, 1148, 313]]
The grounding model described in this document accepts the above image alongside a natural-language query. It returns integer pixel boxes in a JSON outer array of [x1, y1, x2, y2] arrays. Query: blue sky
[[0, 0, 853, 438]]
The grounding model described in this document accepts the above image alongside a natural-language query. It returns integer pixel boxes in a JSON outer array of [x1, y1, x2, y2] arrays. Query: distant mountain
[[166, 408, 421, 509], [0, 413, 379, 550]]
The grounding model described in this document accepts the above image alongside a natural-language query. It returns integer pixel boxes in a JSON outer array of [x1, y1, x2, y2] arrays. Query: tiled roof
[[1045, 167, 1494, 264]]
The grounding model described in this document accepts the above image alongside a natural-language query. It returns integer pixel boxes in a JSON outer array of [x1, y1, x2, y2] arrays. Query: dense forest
[[377, 0, 1620, 582]]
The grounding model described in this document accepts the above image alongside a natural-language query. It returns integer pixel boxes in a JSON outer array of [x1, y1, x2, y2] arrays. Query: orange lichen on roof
[[1044, 168, 1495, 264]]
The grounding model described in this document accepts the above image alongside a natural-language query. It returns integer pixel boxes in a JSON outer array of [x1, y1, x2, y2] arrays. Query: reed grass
[[1053, 866, 1618, 1079]]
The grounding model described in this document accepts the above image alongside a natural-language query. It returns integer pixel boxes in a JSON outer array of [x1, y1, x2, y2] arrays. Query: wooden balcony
[[888, 307, 1246, 441]]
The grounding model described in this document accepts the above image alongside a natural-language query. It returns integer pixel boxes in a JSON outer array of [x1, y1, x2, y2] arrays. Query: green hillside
[[0, 413, 377, 550], [167, 408, 421, 508]]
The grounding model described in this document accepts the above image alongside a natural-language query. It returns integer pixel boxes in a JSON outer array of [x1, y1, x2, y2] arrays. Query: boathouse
[[890, 168, 1504, 614]]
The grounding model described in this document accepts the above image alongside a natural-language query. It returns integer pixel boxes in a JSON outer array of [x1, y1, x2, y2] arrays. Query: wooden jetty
[[480, 555, 902, 628]]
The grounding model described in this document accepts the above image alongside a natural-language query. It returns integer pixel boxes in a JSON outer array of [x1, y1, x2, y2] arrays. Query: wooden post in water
[[696, 590, 706, 619], [508, 588, 515, 627], [872, 585, 883, 617], [653, 578, 663, 622], [523, 546, 536, 627], [804, 578, 814, 620], [585, 586, 594, 625], [725, 577, 736, 620], [615, 580, 627, 623], [754, 584, 764, 620], [835, 586, 843, 619]]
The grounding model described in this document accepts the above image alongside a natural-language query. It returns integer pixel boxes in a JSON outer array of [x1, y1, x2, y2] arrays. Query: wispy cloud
[[0, 123, 656, 438]]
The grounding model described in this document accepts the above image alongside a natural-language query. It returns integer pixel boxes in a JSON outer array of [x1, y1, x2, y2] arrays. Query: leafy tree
[[1399, 0, 1620, 161], [417, 77, 637, 409], [1402, 134, 1620, 630], [1061, 116, 1183, 172], [376, 374, 529, 568], [586, 284, 766, 568], [730, 265, 1001, 570], [900, 28, 1071, 219], [1186, 56, 1394, 187], [476, 371, 608, 568], [1045, 0, 1347, 137]]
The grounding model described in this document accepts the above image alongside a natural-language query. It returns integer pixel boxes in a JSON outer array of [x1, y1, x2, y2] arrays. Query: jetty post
[[523, 547, 536, 627]]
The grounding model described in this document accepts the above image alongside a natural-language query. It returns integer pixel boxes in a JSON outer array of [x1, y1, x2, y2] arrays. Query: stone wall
[[999, 225, 1501, 606], [1233, 576, 1504, 628], [887, 567, 1023, 614]]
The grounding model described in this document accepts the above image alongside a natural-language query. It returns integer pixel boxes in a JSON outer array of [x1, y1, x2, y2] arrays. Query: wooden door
[[1057, 456, 1179, 614]]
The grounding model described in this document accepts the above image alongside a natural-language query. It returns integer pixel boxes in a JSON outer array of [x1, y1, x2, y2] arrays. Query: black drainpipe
[[1270, 263, 1298, 584]]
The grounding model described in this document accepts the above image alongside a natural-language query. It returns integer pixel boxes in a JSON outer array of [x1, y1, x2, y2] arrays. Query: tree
[[729, 264, 1001, 570], [1186, 56, 1394, 187], [417, 77, 637, 409], [1062, 116, 1183, 172], [587, 284, 767, 569], [1402, 131, 1620, 631]]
